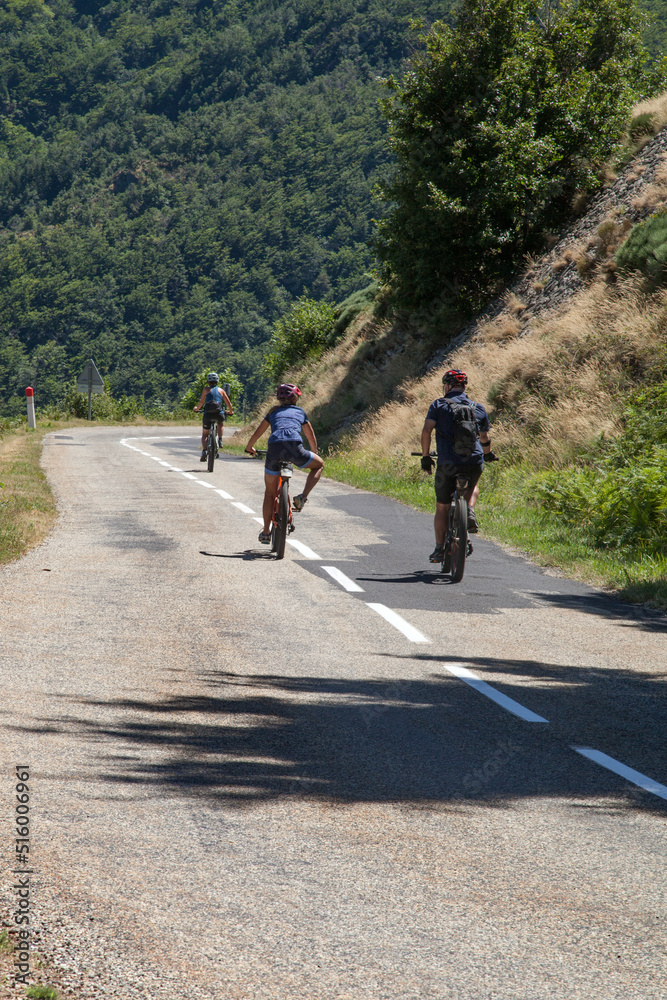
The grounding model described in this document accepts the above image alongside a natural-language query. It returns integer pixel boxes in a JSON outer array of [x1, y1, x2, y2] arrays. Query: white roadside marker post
[[25, 387, 36, 429]]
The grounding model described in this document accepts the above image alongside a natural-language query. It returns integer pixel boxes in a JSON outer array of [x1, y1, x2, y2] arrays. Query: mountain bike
[[254, 451, 295, 560], [413, 452, 473, 583], [203, 409, 227, 472]]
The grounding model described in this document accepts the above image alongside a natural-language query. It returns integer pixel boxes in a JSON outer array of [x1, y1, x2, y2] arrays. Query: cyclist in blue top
[[420, 369, 496, 562], [245, 383, 324, 544], [194, 373, 233, 461]]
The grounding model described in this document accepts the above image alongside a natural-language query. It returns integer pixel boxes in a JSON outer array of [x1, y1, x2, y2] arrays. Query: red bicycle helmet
[[442, 369, 468, 388], [276, 383, 302, 401]]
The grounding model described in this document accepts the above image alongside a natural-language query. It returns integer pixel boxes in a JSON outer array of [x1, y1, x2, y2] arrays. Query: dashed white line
[[215, 489, 234, 500], [252, 517, 264, 525], [231, 501, 256, 514], [366, 603, 430, 643], [572, 746, 667, 801], [322, 565, 363, 590], [444, 662, 549, 723], [182, 473, 197, 480], [287, 539, 322, 560], [196, 481, 216, 489]]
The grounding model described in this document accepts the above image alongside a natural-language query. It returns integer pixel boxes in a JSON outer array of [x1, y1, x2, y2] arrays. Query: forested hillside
[[0, 0, 448, 412]]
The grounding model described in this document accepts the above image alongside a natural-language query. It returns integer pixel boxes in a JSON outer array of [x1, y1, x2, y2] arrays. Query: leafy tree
[[263, 297, 336, 380], [374, 0, 651, 307], [180, 367, 244, 410]]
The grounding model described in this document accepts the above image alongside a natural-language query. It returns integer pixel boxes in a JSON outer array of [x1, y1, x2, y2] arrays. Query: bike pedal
[[288, 523, 296, 533]]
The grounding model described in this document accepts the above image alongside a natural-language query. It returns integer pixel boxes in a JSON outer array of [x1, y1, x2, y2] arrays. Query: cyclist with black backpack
[[420, 369, 496, 563]]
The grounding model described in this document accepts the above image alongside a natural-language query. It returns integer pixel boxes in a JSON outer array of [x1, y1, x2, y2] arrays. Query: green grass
[[323, 450, 667, 611], [0, 427, 57, 566], [25, 987, 59, 1000]]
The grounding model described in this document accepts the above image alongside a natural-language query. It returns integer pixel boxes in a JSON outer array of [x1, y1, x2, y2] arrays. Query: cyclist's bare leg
[[434, 501, 449, 547], [263, 472, 280, 534], [216, 419, 224, 445], [300, 455, 324, 499], [465, 483, 480, 507], [201, 425, 209, 449]]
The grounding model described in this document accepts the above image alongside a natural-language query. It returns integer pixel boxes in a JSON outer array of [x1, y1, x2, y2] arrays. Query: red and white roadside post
[[25, 387, 36, 429]]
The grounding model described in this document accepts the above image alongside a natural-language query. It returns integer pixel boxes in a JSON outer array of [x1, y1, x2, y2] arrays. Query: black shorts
[[265, 440, 313, 475], [202, 410, 225, 429], [434, 463, 483, 504]]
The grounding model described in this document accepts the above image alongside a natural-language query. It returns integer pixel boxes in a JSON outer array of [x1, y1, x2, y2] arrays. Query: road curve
[[1, 425, 665, 999]]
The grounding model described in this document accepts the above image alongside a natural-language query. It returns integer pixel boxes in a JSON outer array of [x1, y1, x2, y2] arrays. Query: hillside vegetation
[[0, 0, 450, 413]]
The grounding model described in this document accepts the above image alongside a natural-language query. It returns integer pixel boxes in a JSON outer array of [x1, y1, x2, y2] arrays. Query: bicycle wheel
[[273, 479, 289, 559], [450, 496, 468, 582], [207, 430, 215, 472]]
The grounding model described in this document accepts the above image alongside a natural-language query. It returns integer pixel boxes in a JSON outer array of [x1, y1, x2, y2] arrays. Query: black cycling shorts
[[202, 410, 225, 429], [265, 440, 313, 474], [434, 463, 483, 504]]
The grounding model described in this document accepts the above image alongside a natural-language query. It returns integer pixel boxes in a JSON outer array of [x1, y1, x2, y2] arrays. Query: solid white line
[[287, 539, 323, 560], [215, 489, 234, 500], [231, 501, 255, 514], [322, 565, 364, 590], [572, 746, 667, 801], [182, 473, 197, 480], [366, 604, 430, 643], [444, 662, 549, 722]]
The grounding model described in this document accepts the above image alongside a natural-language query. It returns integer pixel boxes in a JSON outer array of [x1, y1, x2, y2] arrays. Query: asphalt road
[[1, 426, 665, 999]]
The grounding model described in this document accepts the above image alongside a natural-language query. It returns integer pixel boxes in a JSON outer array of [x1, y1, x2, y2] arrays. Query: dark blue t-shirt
[[426, 391, 489, 466], [265, 404, 309, 443]]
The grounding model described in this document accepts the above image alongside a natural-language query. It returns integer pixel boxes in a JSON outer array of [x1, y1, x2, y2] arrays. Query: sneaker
[[258, 531, 271, 545], [429, 545, 445, 563], [292, 493, 308, 512], [200, 449, 207, 462], [218, 437, 223, 449], [467, 507, 479, 533]]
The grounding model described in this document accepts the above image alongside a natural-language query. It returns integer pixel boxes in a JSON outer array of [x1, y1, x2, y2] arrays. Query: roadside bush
[[263, 298, 336, 380], [616, 209, 667, 281], [534, 381, 667, 551]]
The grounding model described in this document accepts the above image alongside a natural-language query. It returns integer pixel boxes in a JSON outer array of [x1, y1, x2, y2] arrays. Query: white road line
[[231, 501, 255, 514], [196, 481, 216, 488], [444, 662, 549, 722], [366, 604, 430, 643], [322, 565, 363, 590], [287, 539, 323, 560], [182, 473, 197, 480], [169, 467, 183, 472], [158, 461, 172, 467], [253, 517, 264, 525], [215, 489, 234, 500], [572, 746, 667, 801]]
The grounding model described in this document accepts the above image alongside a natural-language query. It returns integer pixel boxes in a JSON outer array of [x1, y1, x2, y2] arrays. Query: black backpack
[[438, 398, 480, 458]]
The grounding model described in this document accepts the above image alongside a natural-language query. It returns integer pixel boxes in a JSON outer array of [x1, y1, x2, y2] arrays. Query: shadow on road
[[22, 659, 667, 815]]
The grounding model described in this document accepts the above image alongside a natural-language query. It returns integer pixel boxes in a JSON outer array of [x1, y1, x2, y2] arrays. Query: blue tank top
[[204, 387, 224, 410]]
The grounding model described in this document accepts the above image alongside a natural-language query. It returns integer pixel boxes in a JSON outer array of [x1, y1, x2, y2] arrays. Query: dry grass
[[632, 91, 667, 133], [0, 427, 58, 565], [326, 274, 666, 468], [632, 157, 667, 213]]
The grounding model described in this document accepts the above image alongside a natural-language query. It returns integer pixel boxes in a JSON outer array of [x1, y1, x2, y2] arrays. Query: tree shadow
[[530, 591, 667, 633], [16, 660, 666, 814]]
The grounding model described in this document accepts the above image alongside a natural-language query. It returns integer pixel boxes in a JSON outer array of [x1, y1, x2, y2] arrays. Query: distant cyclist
[[194, 373, 233, 462], [420, 369, 496, 562], [245, 384, 324, 544]]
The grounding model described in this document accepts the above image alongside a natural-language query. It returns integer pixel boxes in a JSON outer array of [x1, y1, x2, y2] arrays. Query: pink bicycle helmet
[[276, 383, 302, 401]]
